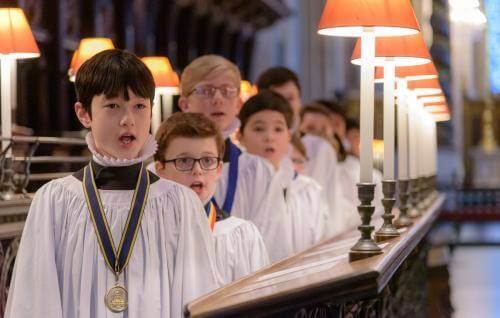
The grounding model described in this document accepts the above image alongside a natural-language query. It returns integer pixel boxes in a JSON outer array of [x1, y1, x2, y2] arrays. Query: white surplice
[[301, 134, 357, 237], [215, 152, 295, 263], [5, 175, 222, 318], [213, 216, 270, 283]]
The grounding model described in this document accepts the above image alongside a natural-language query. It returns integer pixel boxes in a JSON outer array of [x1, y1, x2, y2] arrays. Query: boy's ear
[[236, 98, 243, 113], [154, 161, 164, 173], [74, 102, 91, 128], [287, 129, 292, 142], [235, 130, 243, 143], [178, 97, 188, 112]]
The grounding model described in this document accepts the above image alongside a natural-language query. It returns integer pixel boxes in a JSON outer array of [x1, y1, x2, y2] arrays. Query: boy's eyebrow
[[173, 151, 218, 157], [250, 119, 287, 126]]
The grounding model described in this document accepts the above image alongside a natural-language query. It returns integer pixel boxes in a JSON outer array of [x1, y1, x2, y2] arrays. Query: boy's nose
[[191, 161, 203, 174], [120, 110, 135, 126]]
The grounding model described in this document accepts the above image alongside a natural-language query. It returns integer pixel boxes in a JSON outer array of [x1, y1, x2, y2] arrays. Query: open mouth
[[190, 181, 204, 194], [264, 147, 275, 155], [210, 112, 225, 118], [119, 134, 136, 146]]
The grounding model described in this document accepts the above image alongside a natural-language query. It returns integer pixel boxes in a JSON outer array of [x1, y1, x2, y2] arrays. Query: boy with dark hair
[[238, 91, 328, 254], [256, 67, 353, 237], [153, 112, 269, 283], [5, 49, 221, 318]]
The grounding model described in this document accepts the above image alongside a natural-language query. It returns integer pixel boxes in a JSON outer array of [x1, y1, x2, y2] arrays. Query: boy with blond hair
[[153, 112, 269, 283], [179, 55, 295, 261]]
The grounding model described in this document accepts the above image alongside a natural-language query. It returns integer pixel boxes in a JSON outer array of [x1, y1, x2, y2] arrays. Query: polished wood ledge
[[186, 195, 445, 317]]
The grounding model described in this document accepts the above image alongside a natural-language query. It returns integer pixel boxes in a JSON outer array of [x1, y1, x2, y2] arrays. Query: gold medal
[[105, 284, 128, 313]]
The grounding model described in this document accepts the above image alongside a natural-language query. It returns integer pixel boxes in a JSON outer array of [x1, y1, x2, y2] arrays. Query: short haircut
[[300, 102, 332, 121], [239, 90, 294, 133], [315, 99, 346, 119], [154, 112, 225, 163], [180, 54, 241, 97], [346, 118, 360, 132], [291, 133, 307, 159], [75, 49, 155, 116], [256, 66, 301, 93]]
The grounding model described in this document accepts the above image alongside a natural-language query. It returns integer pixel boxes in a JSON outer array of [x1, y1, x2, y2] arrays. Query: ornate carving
[[0, 237, 21, 314]]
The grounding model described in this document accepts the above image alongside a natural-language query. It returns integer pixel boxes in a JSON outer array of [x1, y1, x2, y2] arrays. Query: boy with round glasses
[[179, 55, 295, 262], [154, 112, 269, 283]]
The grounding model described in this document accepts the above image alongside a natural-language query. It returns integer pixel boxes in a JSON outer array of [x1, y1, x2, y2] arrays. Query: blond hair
[[180, 55, 241, 97]]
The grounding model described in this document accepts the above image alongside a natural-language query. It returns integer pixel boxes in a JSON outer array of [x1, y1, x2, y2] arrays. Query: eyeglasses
[[163, 157, 221, 172], [189, 85, 239, 99]]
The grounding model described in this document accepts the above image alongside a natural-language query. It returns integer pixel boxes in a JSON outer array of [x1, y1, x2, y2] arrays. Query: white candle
[[151, 90, 162, 135], [397, 80, 408, 180], [359, 30, 375, 184], [1, 56, 12, 158], [407, 93, 418, 179], [383, 62, 395, 180]]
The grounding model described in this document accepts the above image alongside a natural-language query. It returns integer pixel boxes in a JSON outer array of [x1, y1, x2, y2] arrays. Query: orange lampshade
[[317, 0, 420, 37], [420, 94, 446, 104], [431, 111, 450, 122], [141, 56, 179, 89], [352, 33, 431, 66], [407, 78, 442, 96], [375, 62, 438, 82], [0, 8, 40, 58], [68, 38, 115, 81]]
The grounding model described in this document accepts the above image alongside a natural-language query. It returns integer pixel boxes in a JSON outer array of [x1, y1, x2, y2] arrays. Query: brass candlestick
[[394, 179, 413, 228], [0, 157, 16, 200], [375, 180, 400, 242], [408, 178, 421, 218], [349, 183, 383, 262], [417, 177, 427, 211]]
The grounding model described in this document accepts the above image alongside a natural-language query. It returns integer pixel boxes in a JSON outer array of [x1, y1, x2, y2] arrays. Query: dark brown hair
[[300, 102, 332, 121], [75, 49, 155, 116], [239, 90, 294, 133], [154, 112, 225, 163], [291, 133, 307, 159], [256, 66, 301, 93]]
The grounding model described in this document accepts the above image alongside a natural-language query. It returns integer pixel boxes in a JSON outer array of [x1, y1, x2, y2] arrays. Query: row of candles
[[317, 0, 449, 261]]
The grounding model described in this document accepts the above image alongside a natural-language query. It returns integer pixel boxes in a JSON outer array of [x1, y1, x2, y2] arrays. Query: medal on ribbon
[[83, 162, 150, 313]]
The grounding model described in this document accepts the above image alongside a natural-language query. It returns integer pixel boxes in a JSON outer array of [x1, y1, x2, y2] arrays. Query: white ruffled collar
[[86, 132, 158, 167]]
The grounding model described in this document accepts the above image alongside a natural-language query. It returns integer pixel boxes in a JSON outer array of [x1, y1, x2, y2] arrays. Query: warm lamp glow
[[407, 78, 442, 96], [352, 34, 431, 66], [240, 80, 257, 102], [317, 0, 421, 37], [68, 38, 115, 81], [141, 56, 179, 92], [432, 111, 451, 122], [0, 8, 40, 58], [424, 104, 448, 113]]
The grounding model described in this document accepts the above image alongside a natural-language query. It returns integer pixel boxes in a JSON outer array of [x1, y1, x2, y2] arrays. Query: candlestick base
[[394, 179, 413, 228], [408, 178, 421, 218], [417, 177, 427, 211], [349, 183, 383, 262], [375, 180, 400, 242], [0, 157, 16, 201]]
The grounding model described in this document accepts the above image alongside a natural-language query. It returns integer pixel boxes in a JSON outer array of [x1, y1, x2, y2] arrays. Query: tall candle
[[397, 80, 408, 180], [407, 93, 418, 179], [359, 30, 375, 184], [1, 56, 12, 158], [383, 62, 396, 180]]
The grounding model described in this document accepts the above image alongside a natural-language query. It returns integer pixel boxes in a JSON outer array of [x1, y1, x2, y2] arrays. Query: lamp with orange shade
[[419, 94, 446, 104], [141, 56, 179, 134], [0, 7, 40, 159], [68, 38, 115, 82], [0, 7, 40, 200], [407, 78, 443, 96], [317, 0, 421, 261]]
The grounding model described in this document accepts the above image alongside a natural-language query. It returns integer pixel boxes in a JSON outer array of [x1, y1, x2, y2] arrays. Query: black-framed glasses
[[189, 85, 239, 99], [163, 157, 221, 172]]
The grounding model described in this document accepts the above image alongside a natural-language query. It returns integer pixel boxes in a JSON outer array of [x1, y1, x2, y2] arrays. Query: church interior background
[[0, 0, 499, 317]]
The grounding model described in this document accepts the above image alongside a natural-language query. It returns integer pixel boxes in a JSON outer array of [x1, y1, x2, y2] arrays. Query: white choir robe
[[213, 217, 270, 283], [281, 158, 329, 253], [215, 152, 295, 263], [5, 175, 222, 318], [301, 134, 356, 237], [337, 155, 384, 229]]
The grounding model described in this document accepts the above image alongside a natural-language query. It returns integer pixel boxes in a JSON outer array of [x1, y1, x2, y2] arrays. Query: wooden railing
[[186, 195, 445, 318]]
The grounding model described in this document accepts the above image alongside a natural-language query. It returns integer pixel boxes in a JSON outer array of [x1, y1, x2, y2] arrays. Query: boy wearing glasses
[[154, 112, 269, 283], [178, 55, 295, 262], [5, 50, 221, 318], [238, 91, 329, 253]]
